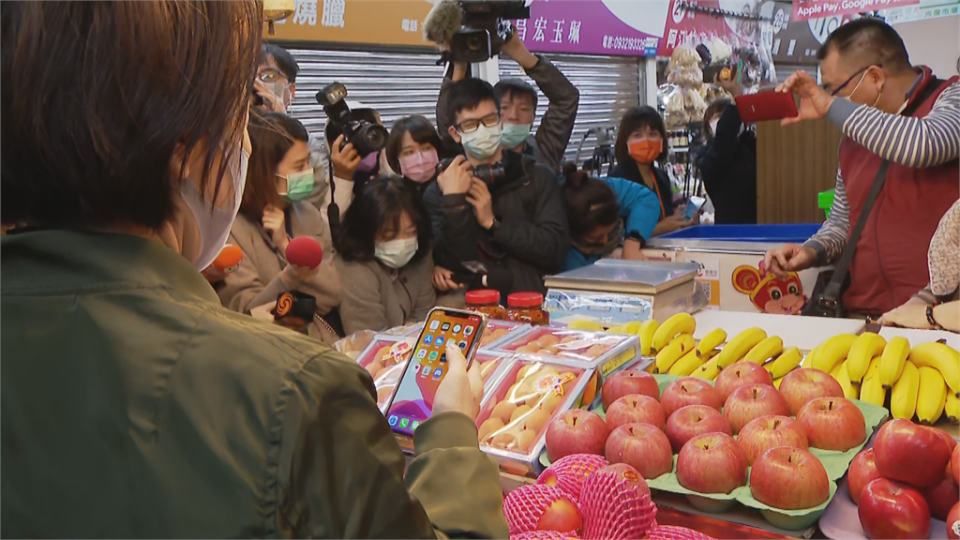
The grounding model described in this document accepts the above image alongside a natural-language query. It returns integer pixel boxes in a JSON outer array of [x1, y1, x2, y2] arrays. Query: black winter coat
[[695, 104, 758, 225]]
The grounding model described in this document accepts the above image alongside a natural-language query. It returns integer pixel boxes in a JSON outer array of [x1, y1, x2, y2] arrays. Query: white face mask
[[459, 123, 502, 160], [179, 146, 248, 271], [374, 237, 418, 269]]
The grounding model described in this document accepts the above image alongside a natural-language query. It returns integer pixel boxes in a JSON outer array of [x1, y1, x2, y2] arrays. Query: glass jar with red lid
[[465, 289, 507, 320], [506, 292, 549, 325]]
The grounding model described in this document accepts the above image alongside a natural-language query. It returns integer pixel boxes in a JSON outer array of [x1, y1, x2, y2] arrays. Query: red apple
[[751, 446, 830, 510], [923, 475, 959, 521], [601, 371, 660, 409], [858, 478, 931, 540], [953, 444, 960, 485], [797, 397, 865, 452], [666, 405, 732, 453], [715, 362, 773, 402], [737, 415, 809, 465], [947, 501, 959, 540], [537, 496, 582, 533], [660, 377, 723, 418], [605, 422, 673, 480], [848, 449, 882, 505], [676, 432, 747, 494], [873, 419, 951, 488], [723, 384, 790, 434], [778, 368, 844, 416], [545, 409, 608, 462], [606, 394, 666, 431]]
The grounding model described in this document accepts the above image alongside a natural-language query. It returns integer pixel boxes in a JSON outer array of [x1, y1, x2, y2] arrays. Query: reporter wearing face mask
[[385, 115, 446, 199], [218, 112, 342, 337], [335, 176, 436, 335]]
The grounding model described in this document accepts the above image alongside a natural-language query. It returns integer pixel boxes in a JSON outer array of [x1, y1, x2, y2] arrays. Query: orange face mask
[[628, 138, 663, 164]]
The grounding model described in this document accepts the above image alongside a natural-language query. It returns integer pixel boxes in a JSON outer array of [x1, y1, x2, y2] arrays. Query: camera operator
[[436, 34, 579, 174], [424, 78, 568, 300]]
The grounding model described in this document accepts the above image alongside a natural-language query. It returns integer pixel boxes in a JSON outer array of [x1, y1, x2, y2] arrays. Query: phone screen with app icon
[[386, 308, 486, 436]]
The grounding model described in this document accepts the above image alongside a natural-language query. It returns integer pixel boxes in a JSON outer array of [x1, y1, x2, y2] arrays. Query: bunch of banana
[[651, 313, 696, 353], [859, 355, 886, 407], [668, 327, 726, 376], [654, 334, 696, 374], [716, 327, 767, 368], [637, 319, 660, 357], [765, 347, 803, 378], [812, 333, 858, 373], [846, 333, 887, 382], [689, 327, 768, 380]]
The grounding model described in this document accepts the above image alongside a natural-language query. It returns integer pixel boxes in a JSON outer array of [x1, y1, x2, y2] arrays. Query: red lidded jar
[[465, 289, 507, 320], [506, 292, 549, 325]]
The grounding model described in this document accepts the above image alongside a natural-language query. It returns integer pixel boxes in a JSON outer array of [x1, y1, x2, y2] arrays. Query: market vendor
[[763, 17, 959, 317]]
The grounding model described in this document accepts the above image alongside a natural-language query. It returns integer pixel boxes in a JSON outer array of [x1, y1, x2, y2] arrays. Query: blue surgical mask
[[500, 123, 531, 149], [460, 123, 502, 160], [277, 168, 314, 202]]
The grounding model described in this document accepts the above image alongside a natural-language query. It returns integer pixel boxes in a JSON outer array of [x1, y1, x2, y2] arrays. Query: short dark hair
[[495, 79, 539, 111], [703, 98, 732, 139], [336, 175, 432, 265], [562, 164, 620, 239], [1, 1, 261, 230], [385, 115, 445, 173], [614, 106, 669, 164], [241, 113, 309, 221], [817, 17, 911, 73], [262, 43, 300, 83], [446, 78, 499, 126]]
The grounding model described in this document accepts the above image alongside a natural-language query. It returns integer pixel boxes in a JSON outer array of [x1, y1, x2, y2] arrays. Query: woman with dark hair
[[218, 112, 342, 333], [609, 106, 696, 238], [695, 80, 758, 224], [385, 115, 446, 197], [562, 164, 661, 270], [0, 3, 504, 537], [335, 176, 436, 334]]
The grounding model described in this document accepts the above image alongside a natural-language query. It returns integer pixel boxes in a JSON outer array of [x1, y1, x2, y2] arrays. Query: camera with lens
[[450, 0, 530, 63], [316, 81, 388, 156], [438, 157, 505, 184]]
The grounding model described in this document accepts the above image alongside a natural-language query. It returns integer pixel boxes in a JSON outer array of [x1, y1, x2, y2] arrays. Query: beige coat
[[219, 201, 341, 315], [335, 253, 435, 336]]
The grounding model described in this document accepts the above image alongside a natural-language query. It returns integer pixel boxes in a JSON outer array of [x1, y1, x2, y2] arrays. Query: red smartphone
[[385, 307, 486, 437], [735, 90, 799, 123]]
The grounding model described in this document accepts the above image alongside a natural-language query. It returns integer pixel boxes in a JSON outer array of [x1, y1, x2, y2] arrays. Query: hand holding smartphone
[[681, 196, 706, 222], [735, 90, 799, 123]]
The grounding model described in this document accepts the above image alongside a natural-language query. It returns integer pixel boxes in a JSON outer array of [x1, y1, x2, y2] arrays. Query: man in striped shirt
[[764, 18, 959, 316]]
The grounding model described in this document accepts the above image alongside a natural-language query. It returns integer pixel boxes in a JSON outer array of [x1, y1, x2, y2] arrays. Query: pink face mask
[[356, 151, 379, 173], [399, 149, 440, 183]]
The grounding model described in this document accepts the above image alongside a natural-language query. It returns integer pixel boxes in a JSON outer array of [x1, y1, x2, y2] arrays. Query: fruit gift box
[[494, 327, 641, 376], [356, 335, 415, 413], [477, 319, 532, 349], [475, 350, 515, 393], [477, 359, 593, 476]]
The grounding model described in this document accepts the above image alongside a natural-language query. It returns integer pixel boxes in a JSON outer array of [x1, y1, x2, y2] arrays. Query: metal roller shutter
[[285, 48, 446, 135], [499, 54, 645, 166]]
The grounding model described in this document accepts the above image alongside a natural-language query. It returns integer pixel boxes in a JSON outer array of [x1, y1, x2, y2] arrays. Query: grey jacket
[[336, 253, 436, 336], [437, 55, 579, 173]]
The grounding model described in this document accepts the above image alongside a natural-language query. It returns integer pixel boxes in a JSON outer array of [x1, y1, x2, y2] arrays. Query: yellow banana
[[638, 319, 659, 357], [624, 321, 643, 335], [692, 354, 722, 381], [890, 361, 920, 420], [803, 344, 822, 368], [909, 342, 960, 396], [847, 332, 887, 383], [879, 336, 910, 389], [945, 392, 959, 424], [652, 313, 696, 352], [917, 366, 947, 425], [859, 355, 886, 407], [743, 336, 784, 364], [697, 328, 727, 358], [765, 347, 803, 378], [830, 361, 843, 379], [717, 328, 767, 368], [833, 360, 859, 399], [813, 334, 858, 374], [655, 334, 696, 373], [668, 349, 705, 376], [773, 376, 784, 389], [569, 319, 605, 332]]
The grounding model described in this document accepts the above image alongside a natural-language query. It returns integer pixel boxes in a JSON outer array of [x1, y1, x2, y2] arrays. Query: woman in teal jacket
[[562, 165, 662, 271]]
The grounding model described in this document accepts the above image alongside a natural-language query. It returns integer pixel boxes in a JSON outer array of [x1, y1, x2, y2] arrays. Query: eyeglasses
[[825, 64, 882, 96], [258, 69, 286, 84], [456, 112, 500, 134]]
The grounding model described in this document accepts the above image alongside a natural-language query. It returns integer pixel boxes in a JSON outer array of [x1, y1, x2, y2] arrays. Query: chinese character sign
[[270, 0, 433, 47], [792, 0, 919, 21]]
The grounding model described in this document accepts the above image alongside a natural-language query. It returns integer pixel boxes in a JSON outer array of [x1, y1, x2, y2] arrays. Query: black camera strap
[[326, 157, 341, 241]]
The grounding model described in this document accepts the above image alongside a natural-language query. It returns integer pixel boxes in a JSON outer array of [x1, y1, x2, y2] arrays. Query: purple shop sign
[[512, 0, 674, 57]]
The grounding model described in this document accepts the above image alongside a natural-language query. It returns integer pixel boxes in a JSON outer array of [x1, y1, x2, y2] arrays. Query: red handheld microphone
[[285, 237, 324, 269], [212, 244, 243, 274]]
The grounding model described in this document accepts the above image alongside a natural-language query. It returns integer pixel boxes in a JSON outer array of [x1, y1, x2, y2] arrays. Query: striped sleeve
[[804, 168, 850, 266], [826, 81, 960, 168]]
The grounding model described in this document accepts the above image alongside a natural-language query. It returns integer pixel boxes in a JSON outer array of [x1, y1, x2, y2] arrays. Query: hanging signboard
[[792, 0, 919, 21], [269, 0, 435, 47], [883, 0, 960, 22]]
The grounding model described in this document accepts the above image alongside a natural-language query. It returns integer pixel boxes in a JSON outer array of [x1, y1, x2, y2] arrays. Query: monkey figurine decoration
[[732, 261, 807, 315]]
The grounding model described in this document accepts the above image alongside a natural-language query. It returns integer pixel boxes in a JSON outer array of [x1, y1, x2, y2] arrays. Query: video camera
[[426, 0, 531, 63], [316, 82, 388, 156]]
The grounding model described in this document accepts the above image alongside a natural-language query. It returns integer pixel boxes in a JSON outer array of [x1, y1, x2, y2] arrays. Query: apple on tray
[[661, 377, 723, 417], [676, 432, 747, 513], [778, 368, 844, 416], [666, 404, 731, 454], [858, 478, 931, 540], [601, 371, 660, 409], [751, 446, 830, 510], [736, 415, 809, 465], [605, 422, 673, 480], [848, 448, 882, 505], [923, 474, 959, 521], [545, 409, 608, 462], [872, 418, 951, 488], [723, 384, 790, 434], [796, 397, 865, 452], [715, 362, 773, 402], [606, 394, 666, 431]]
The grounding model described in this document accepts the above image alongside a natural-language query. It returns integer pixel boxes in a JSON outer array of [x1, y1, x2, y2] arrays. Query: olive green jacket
[[1, 230, 508, 539]]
